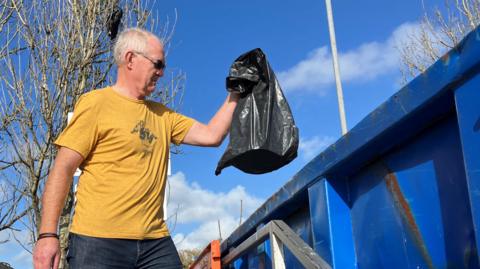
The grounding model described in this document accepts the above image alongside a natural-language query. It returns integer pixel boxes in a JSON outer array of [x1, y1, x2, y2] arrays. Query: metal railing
[[222, 220, 332, 269]]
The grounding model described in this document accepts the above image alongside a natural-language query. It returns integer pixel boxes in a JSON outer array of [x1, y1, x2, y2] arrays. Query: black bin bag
[[215, 48, 299, 175]]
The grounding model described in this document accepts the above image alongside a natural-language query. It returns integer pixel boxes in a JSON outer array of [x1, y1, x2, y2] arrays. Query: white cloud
[[166, 172, 263, 250], [277, 47, 333, 94], [299, 135, 336, 160], [277, 22, 423, 94]]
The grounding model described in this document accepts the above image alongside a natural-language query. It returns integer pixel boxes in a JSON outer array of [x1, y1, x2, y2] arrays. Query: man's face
[[132, 38, 165, 97]]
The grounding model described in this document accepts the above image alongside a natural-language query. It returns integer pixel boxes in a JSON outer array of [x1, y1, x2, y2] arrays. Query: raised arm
[[33, 147, 84, 269], [183, 93, 239, 147]]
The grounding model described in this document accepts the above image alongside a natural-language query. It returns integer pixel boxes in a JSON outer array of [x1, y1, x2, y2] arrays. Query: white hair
[[113, 28, 162, 65]]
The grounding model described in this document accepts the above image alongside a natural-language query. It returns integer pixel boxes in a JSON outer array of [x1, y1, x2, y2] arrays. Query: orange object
[[189, 240, 221, 269]]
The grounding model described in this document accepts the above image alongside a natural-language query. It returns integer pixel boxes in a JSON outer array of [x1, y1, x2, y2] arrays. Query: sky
[[1, 0, 449, 267]]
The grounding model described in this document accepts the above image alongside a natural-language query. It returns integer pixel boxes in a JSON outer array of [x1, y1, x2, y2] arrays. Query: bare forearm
[[39, 168, 73, 233], [34, 148, 83, 269], [206, 93, 239, 145], [39, 148, 82, 233], [33, 168, 71, 269]]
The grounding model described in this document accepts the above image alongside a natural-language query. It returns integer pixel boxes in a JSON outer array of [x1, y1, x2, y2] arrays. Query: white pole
[[325, 0, 348, 135], [68, 112, 80, 206], [164, 155, 171, 219]]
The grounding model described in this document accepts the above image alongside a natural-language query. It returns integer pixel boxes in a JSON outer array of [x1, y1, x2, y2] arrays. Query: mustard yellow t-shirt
[[55, 87, 195, 239]]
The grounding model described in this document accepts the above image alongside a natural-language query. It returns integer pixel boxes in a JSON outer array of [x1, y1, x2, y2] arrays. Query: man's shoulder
[[78, 87, 110, 105], [82, 87, 110, 99]]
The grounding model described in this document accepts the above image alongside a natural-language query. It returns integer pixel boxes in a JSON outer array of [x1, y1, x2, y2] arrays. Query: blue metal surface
[[263, 238, 272, 269], [233, 255, 247, 269], [221, 26, 480, 269], [308, 179, 357, 269], [455, 74, 480, 260], [232, 241, 269, 269], [307, 181, 333, 266]]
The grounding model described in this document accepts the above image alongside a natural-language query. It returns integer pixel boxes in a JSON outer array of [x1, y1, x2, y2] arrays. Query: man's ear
[[125, 51, 135, 69]]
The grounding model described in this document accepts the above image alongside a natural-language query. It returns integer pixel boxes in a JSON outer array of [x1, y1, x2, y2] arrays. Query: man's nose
[[155, 68, 164, 76]]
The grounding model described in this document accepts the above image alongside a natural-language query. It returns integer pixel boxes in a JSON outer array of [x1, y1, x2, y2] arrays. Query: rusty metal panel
[[190, 240, 221, 269], [349, 116, 477, 268]]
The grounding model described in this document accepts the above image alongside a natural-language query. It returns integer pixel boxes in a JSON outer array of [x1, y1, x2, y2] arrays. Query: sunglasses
[[132, 50, 166, 70]]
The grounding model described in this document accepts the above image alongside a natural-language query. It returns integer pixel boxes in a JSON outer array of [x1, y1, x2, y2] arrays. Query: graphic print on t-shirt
[[131, 120, 158, 155]]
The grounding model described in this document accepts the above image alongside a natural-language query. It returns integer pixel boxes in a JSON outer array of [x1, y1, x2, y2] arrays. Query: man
[[33, 28, 239, 268]]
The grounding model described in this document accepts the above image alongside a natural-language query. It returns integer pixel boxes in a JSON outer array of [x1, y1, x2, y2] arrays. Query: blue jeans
[[67, 233, 182, 269]]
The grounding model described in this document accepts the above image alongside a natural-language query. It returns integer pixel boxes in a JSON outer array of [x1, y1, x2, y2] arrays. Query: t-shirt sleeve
[[54, 94, 99, 159], [170, 111, 195, 145]]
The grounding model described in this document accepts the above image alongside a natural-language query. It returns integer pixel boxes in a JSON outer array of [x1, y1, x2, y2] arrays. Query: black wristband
[[38, 233, 59, 240]]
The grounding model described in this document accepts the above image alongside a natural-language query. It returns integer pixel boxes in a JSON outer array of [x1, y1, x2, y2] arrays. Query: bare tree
[[178, 248, 202, 269], [0, 0, 184, 267], [398, 0, 480, 81]]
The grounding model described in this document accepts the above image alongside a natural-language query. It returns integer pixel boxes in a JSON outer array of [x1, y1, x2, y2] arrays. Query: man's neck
[[113, 82, 145, 100]]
